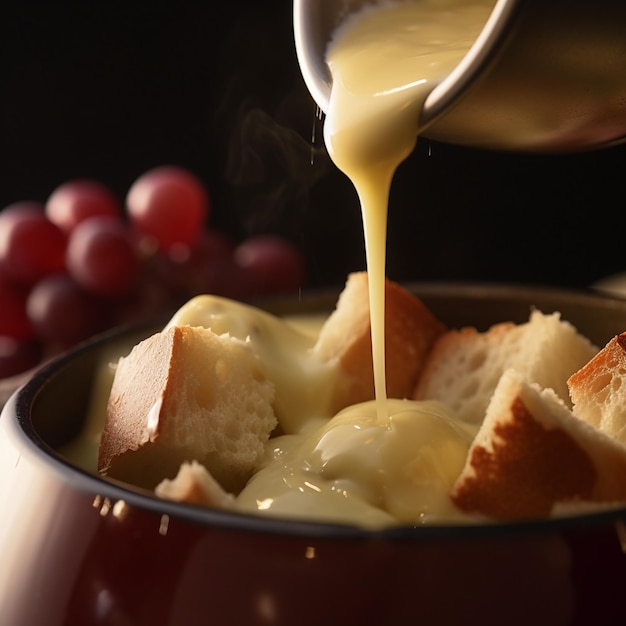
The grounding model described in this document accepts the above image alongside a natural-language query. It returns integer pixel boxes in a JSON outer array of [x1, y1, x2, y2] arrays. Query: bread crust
[[414, 310, 597, 424], [98, 328, 177, 474], [452, 369, 626, 520], [314, 272, 446, 408], [568, 332, 626, 444], [99, 325, 276, 493]]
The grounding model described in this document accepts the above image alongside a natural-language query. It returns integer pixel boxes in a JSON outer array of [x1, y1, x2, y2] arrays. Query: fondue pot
[[1, 284, 626, 625], [294, 0, 626, 152]]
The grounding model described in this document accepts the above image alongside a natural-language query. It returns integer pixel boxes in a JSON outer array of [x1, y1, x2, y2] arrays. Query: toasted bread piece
[[99, 325, 276, 493], [413, 310, 597, 425], [568, 332, 626, 444], [451, 369, 626, 520], [313, 272, 446, 408], [155, 460, 235, 508]]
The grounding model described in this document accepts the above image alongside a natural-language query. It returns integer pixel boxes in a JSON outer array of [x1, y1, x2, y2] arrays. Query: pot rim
[[8, 280, 626, 541]]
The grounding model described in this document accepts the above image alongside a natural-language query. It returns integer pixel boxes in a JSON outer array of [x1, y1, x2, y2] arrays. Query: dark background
[[2, 1, 625, 291]]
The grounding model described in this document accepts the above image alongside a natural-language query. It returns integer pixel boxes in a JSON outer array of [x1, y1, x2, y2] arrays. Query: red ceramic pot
[[2, 284, 626, 626]]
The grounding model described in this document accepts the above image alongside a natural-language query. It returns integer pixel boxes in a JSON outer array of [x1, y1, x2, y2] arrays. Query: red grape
[[0, 278, 35, 340], [195, 229, 236, 266], [66, 216, 140, 297], [45, 179, 122, 234], [234, 234, 307, 294], [0, 165, 310, 379], [0, 336, 43, 379], [112, 274, 174, 327], [26, 274, 104, 347], [126, 166, 209, 251], [0, 202, 67, 287], [193, 230, 244, 295], [208, 258, 259, 300], [153, 229, 237, 297]]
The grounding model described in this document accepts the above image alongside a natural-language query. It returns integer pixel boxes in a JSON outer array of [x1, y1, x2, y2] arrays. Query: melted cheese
[[238, 399, 477, 528], [166, 295, 340, 434], [234, 0, 494, 526], [324, 0, 495, 422], [69, 0, 497, 528], [228, 0, 495, 525]]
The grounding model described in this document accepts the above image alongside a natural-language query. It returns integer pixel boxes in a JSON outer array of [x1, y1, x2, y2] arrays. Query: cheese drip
[[67, 0, 498, 528], [324, 0, 496, 423], [238, 399, 476, 528]]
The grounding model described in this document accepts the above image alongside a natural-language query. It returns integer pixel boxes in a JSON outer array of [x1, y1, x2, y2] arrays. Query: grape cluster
[[0, 166, 307, 378]]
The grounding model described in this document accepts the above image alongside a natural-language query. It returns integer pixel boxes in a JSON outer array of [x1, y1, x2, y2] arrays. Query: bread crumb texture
[[568, 332, 626, 444], [99, 325, 276, 493], [414, 310, 597, 424], [155, 460, 236, 508]]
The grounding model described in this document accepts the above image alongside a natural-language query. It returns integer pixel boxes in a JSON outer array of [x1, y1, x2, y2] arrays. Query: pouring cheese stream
[[72, 0, 498, 528], [241, 0, 498, 526], [323, 0, 496, 423]]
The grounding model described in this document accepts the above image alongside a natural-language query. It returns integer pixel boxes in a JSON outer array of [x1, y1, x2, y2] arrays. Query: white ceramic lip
[[293, 0, 517, 125], [6, 282, 626, 539]]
